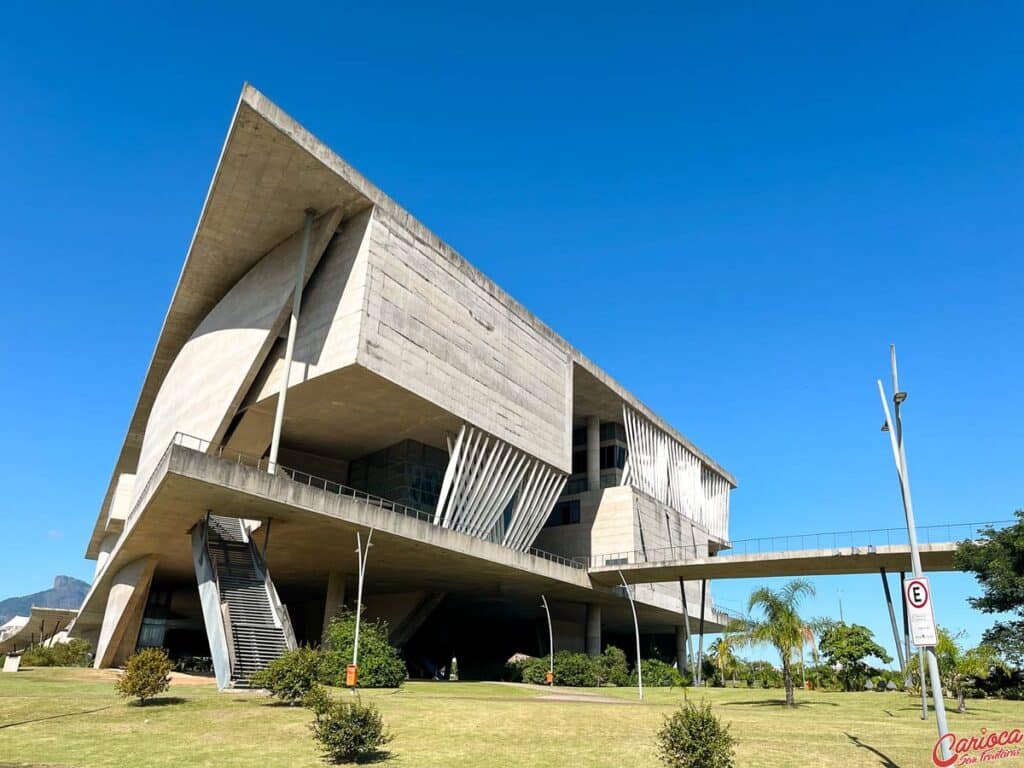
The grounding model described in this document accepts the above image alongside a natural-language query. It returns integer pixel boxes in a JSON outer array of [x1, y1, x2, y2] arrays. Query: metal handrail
[[168, 432, 587, 570], [587, 519, 1011, 569]]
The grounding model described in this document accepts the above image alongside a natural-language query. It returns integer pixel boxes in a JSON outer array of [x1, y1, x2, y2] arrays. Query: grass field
[[1, 668, 1020, 767]]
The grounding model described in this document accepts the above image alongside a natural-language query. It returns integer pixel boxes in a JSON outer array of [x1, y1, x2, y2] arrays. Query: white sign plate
[[904, 576, 938, 647]]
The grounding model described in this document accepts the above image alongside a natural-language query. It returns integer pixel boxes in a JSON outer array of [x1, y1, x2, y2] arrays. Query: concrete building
[[70, 84, 736, 688]]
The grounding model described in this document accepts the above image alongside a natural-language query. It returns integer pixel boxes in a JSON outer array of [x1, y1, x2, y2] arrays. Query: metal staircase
[[192, 514, 296, 689]]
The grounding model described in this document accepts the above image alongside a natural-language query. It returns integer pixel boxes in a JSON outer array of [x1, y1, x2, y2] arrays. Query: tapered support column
[[322, 571, 346, 640], [675, 625, 688, 674], [880, 568, 906, 677], [94, 556, 158, 668], [585, 603, 601, 657], [586, 416, 601, 491], [695, 580, 707, 686]]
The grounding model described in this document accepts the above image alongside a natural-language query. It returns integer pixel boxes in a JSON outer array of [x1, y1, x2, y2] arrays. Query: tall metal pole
[[540, 595, 554, 684], [352, 528, 374, 669], [618, 570, 643, 701], [268, 209, 315, 474], [879, 568, 906, 677], [695, 580, 707, 686], [877, 346, 950, 758]]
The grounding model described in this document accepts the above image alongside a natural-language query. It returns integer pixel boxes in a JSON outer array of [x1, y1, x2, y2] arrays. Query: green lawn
[[1, 668, 1020, 767]]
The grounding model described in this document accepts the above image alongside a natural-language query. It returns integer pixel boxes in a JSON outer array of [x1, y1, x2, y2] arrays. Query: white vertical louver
[[434, 425, 567, 551], [621, 404, 730, 541]]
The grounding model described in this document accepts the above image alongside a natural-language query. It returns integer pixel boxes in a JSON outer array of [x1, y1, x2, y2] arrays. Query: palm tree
[[929, 627, 1006, 712], [733, 579, 816, 706], [710, 631, 738, 686]]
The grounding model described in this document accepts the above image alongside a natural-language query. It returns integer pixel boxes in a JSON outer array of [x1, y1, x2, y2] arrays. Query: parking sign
[[904, 576, 938, 647]]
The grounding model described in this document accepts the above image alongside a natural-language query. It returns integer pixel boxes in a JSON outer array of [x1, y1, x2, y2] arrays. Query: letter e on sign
[[904, 576, 937, 647]]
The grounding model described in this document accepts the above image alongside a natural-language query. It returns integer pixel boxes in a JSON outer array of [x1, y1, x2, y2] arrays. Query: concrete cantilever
[[0, 607, 79, 654], [588, 543, 959, 585]]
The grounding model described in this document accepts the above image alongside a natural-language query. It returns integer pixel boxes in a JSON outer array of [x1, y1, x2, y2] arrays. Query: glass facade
[[347, 439, 449, 514]]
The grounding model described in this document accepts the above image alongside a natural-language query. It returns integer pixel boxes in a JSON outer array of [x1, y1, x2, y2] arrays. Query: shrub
[[519, 656, 550, 685], [115, 647, 172, 705], [596, 646, 629, 687], [633, 658, 685, 688], [250, 647, 322, 703], [657, 700, 736, 768], [302, 683, 332, 714], [322, 609, 406, 688], [554, 651, 599, 687], [311, 696, 393, 763], [20, 639, 91, 668]]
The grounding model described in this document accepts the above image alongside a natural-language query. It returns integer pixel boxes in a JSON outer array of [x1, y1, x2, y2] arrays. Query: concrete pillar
[[676, 625, 688, 673], [322, 571, 346, 640], [94, 556, 158, 668], [585, 603, 601, 657], [586, 416, 601, 491], [94, 532, 120, 578]]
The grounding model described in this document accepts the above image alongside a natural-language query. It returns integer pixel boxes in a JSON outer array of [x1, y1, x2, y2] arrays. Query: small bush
[[115, 647, 172, 705], [519, 656, 550, 685], [596, 646, 630, 687], [657, 700, 736, 768], [302, 683, 333, 714], [633, 658, 685, 688], [554, 651, 599, 687], [251, 647, 322, 703], [311, 697, 393, 763], [322, 609, 406, 688], [20, 639, 91, 668]]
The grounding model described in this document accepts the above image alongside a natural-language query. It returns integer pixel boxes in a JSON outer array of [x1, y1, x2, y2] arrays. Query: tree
[[115, 647, 172, 705], [709, 632, 739, 686], [732, 579, 816, 706], [818, 623, 892, 691], [954, 511, 1024, 667], [925, 627, 1006, 712]]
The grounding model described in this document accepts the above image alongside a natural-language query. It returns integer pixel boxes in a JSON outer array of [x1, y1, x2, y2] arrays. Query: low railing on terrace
[[167, 432, 587, 570], [587, 520, 1010, 569]]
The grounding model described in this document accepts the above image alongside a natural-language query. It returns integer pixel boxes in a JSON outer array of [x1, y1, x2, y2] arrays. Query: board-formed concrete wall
[[358, 207, 573, 472]]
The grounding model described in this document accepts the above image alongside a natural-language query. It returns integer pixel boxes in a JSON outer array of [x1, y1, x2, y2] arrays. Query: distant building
[[71, 85, 735, 688]]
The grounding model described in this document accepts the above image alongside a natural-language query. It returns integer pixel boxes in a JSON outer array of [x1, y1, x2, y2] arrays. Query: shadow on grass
[[720, 699, 839, 707], [845, 732, 902, 768], [131, 697, 187, 707], [345, 750, 391, 764], [0, 705, 114, 730]]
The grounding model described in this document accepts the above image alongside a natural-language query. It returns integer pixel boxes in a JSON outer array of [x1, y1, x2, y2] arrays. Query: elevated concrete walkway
[[589, 542, 958, 585]]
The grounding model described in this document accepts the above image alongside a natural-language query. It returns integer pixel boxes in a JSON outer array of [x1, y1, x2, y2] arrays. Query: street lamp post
[[348, 528, 374, 689], [876, 346, 950, 761], [619, 570, 643, 701], [540, 595, 554, 685]]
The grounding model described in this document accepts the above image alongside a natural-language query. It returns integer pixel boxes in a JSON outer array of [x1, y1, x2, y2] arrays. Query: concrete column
[[94, 556, 158, 668], [322, 571, 346, 640], [676, 625, 688, 673], [585, 603, 601, 657], [586, 416, 601, 491]]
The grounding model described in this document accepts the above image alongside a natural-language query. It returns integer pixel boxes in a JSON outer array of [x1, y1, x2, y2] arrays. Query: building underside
[[71, 85, 737, 687]]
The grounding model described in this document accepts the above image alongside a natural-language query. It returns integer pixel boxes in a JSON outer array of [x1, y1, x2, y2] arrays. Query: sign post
[[877, 346, 951, 763], [904, 576, 938, 647]]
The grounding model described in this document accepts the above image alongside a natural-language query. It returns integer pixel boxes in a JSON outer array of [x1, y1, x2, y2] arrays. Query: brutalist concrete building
[[71, 85, 735, 688]]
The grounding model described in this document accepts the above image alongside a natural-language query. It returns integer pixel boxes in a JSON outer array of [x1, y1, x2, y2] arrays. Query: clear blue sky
[[1, 3, 1020, 664]]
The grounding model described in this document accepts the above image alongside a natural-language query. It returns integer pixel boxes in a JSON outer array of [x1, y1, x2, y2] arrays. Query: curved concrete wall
[[132, 210, 342, 507]]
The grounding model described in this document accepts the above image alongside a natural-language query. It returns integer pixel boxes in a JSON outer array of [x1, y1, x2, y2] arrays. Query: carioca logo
[[932, 727, 1023, 766]]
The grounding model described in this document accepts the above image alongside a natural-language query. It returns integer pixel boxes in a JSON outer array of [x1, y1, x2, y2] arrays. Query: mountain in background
[[0, 576, 90, 625]]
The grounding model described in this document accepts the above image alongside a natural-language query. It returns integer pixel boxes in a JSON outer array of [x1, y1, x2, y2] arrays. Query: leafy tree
[[321, 608, 406, 688], [954, 512, 1024, 667], [731, 579, 815, 706], [818, 623, 892, 691], [115, 647, 172, 705], [923, 627, 1006, 712]]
